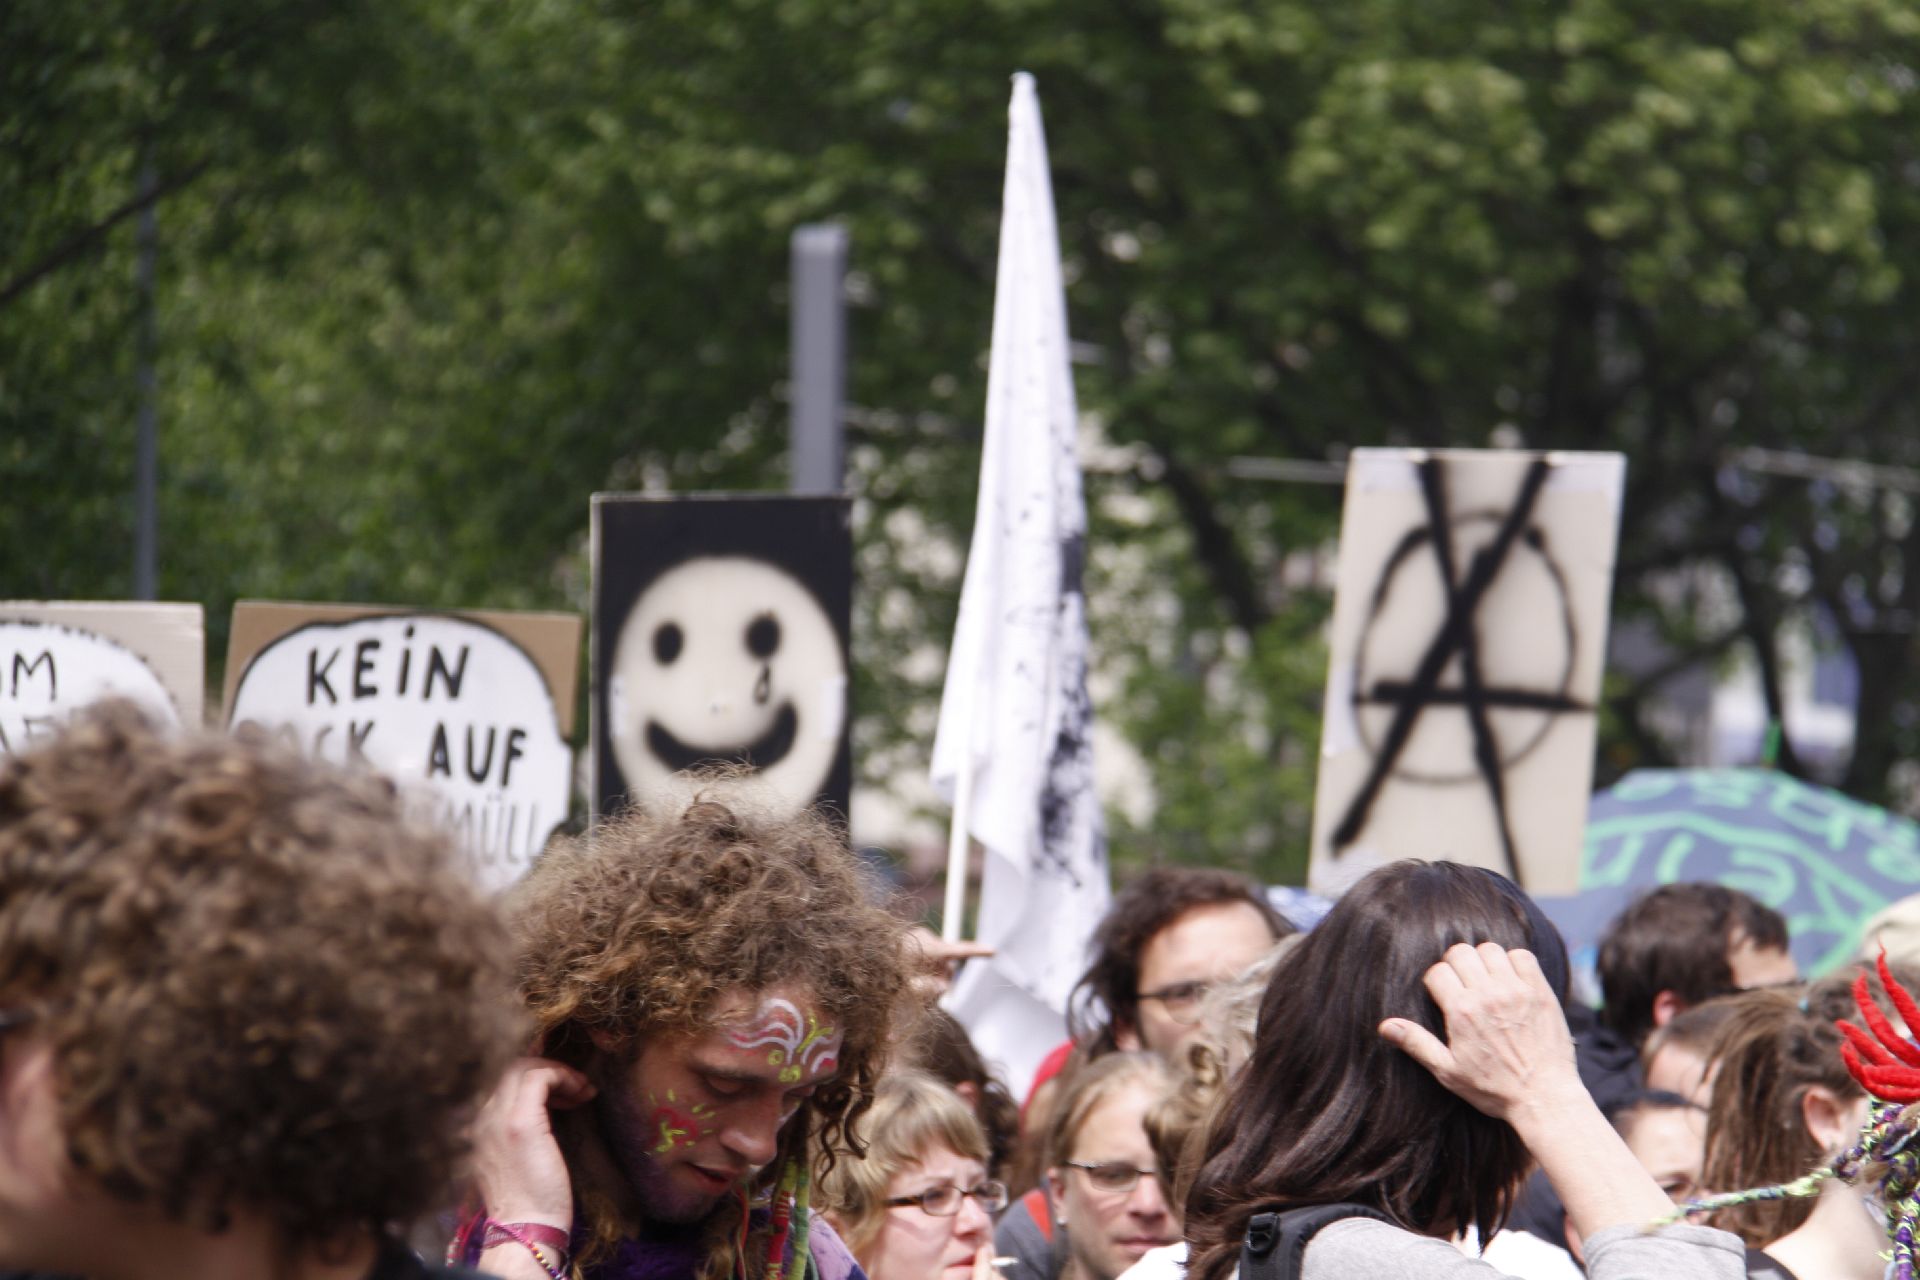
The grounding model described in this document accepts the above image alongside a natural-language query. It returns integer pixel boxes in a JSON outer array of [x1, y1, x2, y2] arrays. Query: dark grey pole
[[790, 223, 848, 495], [133, 157, 159, 599]]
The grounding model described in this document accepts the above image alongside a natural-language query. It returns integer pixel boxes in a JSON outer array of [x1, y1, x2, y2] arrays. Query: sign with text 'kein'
[[225, 602, 580, 891]]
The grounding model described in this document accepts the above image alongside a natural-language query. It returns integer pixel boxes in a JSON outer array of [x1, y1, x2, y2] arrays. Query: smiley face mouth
[[646, 701, 797, 773]]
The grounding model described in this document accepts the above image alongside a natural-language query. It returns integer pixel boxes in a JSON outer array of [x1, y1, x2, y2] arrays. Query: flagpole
[[940, 697, 974, 942]]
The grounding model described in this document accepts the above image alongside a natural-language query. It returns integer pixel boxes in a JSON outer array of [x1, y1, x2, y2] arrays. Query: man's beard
[[594, 1076, 733, 1225]]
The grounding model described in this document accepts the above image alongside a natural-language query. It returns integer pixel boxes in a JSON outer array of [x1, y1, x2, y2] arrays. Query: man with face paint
[[458, 792, 914, 1280]]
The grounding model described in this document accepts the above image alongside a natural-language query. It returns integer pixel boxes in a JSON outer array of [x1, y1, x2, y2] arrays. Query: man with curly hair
[[461, 792, 915, 1280], [0, 701, 521, 1280]]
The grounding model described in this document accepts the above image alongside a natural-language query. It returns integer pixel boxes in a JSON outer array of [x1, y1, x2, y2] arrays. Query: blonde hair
[[819, 1071, 990, 1262], [1044, 1051, 1174, 1170]]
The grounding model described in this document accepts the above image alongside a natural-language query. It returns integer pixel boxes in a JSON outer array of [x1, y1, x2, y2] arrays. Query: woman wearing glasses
[[821, 1071, 1009, 1280]]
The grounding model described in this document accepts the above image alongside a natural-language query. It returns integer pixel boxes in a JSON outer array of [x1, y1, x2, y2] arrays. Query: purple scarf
[[455, 1210, 863, 1280]]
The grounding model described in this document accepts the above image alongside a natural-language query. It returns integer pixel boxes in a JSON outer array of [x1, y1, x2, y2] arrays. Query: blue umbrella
[[1538, 767, 1920, 981]]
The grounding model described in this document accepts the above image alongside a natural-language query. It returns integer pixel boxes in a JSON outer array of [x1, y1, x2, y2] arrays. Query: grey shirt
[[1295, 1218, 1745, 1280], [995, 1194, 1065, 1280]]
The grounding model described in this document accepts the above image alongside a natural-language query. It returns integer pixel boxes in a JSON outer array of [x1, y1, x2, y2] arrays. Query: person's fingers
[[1475, 941, 1520, 981], [1423, 958, 1468, 1002], [1442, 941, 1492, 983], [1380, 1018, 1453, 1076], [1507, 947, 1549, 990], [493, 1058, 597, 1117], [539, 1063, 598, 1109], [971, 1242, 997, 1280]]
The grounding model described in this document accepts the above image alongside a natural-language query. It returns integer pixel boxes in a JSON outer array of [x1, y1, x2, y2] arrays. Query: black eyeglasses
[[1064, 1161, 1159, 1194], [1135, 980, 1211, 1027], [884, 1180, 1010, 1216]]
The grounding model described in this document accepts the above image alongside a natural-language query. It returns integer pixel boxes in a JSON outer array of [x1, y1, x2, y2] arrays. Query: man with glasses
[[1000, 871, 1288, 1280], [1070, 867, 1294, 1060], [1038, 1056, 1178, 1280]]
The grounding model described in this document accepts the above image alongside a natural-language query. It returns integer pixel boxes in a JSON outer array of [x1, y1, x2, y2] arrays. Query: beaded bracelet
[[483, 1219, 571, 1280]]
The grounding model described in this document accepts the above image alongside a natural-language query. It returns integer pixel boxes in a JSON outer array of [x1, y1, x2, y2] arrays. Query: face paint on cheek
[[725, 997, 843, 1084], [645, 1090, 717, 1155]]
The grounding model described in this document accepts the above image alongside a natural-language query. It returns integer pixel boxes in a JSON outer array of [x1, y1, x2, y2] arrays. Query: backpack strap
[[1239, 1204, 1398, 1280]]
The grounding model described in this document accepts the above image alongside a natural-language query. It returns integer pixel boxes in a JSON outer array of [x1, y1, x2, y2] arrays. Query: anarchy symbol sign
[[1309, 449, 1625, 895]]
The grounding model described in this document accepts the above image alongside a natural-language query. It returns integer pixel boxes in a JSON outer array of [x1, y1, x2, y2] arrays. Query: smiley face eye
[[746, 613, 781, 659], [654, 622, 684, 665]]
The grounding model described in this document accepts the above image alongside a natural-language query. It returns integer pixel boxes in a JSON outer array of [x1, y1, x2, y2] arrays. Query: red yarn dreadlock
[[1836, 951, 1920, 1102]]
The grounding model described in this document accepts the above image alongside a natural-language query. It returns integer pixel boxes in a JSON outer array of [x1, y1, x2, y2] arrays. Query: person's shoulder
[[994, 1193, 1061, 1280], [995, 1193, 1051, 1251], [808, 1208, 866, 1280], [1302, 1219, 1480, 1279]]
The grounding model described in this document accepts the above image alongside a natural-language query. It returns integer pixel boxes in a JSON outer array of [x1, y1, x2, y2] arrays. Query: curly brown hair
[[0, 700, 522, 1257], [508, 788, 916, 1278]]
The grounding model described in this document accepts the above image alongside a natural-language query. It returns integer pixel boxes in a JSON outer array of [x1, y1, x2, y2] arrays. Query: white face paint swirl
[[723, 996, 841, 1083], [608, 556, 846, 813]]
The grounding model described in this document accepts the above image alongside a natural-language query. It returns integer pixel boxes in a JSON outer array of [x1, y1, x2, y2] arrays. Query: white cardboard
[[1308, 449, 1625, 895]]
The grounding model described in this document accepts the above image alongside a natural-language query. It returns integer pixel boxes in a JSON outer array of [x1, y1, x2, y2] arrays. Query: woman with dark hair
[[1183, 861, 1743, 1280]]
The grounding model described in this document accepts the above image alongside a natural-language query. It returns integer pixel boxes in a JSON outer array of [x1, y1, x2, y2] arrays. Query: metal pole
[[940, 709, 975, 942], [133, 157, 159, 599], [790, 224, 848, 495]]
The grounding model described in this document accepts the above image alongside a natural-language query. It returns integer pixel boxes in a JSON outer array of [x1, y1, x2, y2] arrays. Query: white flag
[[932, 72, 1111, 1097]]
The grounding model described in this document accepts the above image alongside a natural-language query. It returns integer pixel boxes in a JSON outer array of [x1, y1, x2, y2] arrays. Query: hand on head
[[471, 1056, 599, 1229], [1378, 941, 1580, 1123]]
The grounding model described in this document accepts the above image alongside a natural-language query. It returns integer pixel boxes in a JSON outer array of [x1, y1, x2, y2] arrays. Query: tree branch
[[0, 159, 211, 308]]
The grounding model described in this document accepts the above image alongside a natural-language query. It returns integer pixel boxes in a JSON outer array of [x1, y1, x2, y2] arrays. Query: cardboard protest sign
[[0, 602, 204, 753], [225, 603, 580, 891], [592, 495, 852, 824], [1308, 449, 1625, 895]]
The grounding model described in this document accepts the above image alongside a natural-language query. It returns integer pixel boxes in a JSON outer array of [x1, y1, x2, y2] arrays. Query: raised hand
[[470, 1056, 598, 1229]]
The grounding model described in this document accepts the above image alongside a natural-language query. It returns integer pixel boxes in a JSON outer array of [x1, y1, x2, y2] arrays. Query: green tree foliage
[[9, 0, 1920, 883]]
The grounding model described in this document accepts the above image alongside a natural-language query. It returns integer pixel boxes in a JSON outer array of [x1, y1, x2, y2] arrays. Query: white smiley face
[[609, 556, 847, 812]]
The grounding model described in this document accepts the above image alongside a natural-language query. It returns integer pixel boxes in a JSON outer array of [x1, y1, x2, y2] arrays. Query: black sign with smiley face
[[591, 495, 852, 825]]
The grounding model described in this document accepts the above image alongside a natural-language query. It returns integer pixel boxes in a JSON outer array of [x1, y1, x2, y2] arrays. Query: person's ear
[[1045, 1168, 1069, 1228], [1651, 990, 1686, 1030], [1113, 1022, 1142, 1052], [1803, 1086, 1866, 1153], [953, 1080, 982, 1111]]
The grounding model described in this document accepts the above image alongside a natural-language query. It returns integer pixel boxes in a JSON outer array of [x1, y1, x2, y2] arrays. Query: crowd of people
[[0, 703, 1912, 1280]]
